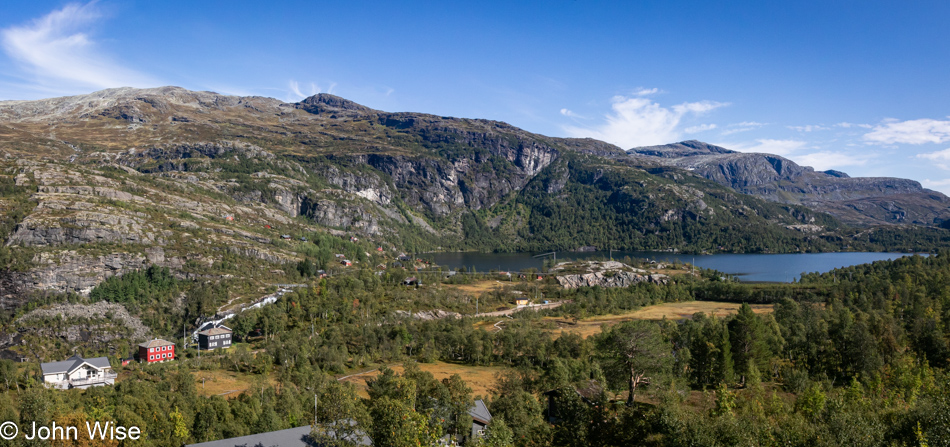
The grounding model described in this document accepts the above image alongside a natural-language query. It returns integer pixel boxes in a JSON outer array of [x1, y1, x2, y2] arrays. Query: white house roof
[[40, 356, 111, 375]]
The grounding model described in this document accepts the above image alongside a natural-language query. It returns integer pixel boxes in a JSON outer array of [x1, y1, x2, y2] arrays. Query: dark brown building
[[197, 327, 233, 350]]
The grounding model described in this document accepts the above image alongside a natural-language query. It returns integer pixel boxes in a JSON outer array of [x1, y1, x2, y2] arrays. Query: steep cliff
[[629, 140, 950, 226]]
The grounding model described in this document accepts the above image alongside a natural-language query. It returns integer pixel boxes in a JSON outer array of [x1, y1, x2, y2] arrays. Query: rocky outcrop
[[7, 210, 159, 246], [555, 271, 669, 289], [394, 309, 462, 320], [294, 93, 560, 218], [300, 196, 387, 235], [18, 247, 180, 296], [37, 185, 150, 203], [551, 260, 669, 289], [227, 245, 298, 264], [17, 301, 151, 342]]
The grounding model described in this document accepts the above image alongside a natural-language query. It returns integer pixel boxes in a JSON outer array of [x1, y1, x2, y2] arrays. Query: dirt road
[[476, 300, 566, 317]]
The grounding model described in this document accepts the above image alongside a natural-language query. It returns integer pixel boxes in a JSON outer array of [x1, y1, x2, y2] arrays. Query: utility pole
[[314, 393, 318, 426]]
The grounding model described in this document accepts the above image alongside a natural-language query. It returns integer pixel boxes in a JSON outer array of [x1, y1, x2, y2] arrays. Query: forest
[[0, 251, 949, 446]]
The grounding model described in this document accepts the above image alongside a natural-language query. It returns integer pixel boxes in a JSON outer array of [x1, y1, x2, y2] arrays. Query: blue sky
[[1, 1, 950, 194]]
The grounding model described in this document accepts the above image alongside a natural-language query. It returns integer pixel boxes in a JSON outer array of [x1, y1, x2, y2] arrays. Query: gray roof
[[198, 327, 232, 336], [469, 399, 492, 425], [40, 356, 111, 375], [185, 425, 371, 447], [139, 339, 175, 349]]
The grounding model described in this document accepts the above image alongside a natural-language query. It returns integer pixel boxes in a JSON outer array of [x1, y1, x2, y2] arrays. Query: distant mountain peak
[[297, 93, 373, 115]]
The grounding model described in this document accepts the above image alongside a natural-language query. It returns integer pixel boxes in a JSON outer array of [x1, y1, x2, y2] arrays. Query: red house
[[139, 339, 175, 363]]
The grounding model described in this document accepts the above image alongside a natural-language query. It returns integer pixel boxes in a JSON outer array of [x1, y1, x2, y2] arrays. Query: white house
[[40, 355, 116, 389]]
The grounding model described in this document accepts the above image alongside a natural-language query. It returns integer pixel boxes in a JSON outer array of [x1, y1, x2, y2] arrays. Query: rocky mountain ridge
[[628, 140, 950, 226], [0, 87, 947, 303]]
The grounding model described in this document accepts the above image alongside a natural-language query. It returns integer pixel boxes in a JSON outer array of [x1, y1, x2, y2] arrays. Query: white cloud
[[794, 151, 871, 171], [921, 178, 950, 195], [923, 178, 950, 189], [836, 122, 872, 129], [563, 95, 727, 148], [288, 80, 321, 100], [633, 87, 660, 96], [726, 139, 807, 156], [684, 124, 717, 134], [286, 80, 338, 101], [787, 124, 829, 132], [917, 148, 950, 161], [723, 138, 873, 171], [917, 148, 950, 170], [864, 118, 950, 145], [560, 108, 583, 118], [721, 121, 766, 136], [1, 2, 158, 92], [288, 80, 306, 99]]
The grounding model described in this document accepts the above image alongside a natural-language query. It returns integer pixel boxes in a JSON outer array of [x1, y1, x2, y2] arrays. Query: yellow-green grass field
[[440, 280, 514, 296], [191, 370, 278, 397], [546, 301, 775, 338], [337, 361, 505, 399]]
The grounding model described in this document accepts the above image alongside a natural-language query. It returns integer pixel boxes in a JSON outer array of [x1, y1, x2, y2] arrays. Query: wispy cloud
[[632, 87, 660, 96], [921, 178, 950, 195], [726, 139, 807, 156], [286, 80, 338, 101], [864, 118, 950, 144], [917, 148, 950, 161], [722, 138, 874, 171], [720, 121, 766, 136], [288, 80, 318, 99], [917, 148, 950, 170], [835, 122, 872, 129], [794, 151, 872, 171], [922, 178, 950, 192], [684, 123, 717, 134], [563, 94, 727, 148], [560, 108, 586, 119], [787, 124, 830, 132], [0, 2, 158, 93]]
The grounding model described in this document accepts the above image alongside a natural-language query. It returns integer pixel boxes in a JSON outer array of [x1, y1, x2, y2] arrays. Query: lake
[[422, 251, 923, 283]]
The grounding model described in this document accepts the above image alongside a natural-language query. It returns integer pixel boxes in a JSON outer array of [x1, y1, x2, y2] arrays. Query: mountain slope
[[628, 140, 950, 226], [0, 88, 948, 303]]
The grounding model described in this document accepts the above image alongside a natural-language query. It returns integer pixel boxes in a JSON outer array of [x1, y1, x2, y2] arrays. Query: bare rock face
[[293, 93, 560, 218], [551, 260, 669, 289], [394, 309, 462, 320], [227, 245, 297, 264], [555, 271, 669, 289], [8, 210, 158, 246], [300, 195, 386, 235], [16, 247, 181, 297], [16, 301, 151, 342]]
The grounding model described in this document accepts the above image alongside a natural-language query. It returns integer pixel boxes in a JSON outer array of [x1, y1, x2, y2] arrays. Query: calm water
[[423, 251, 923, 283]]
